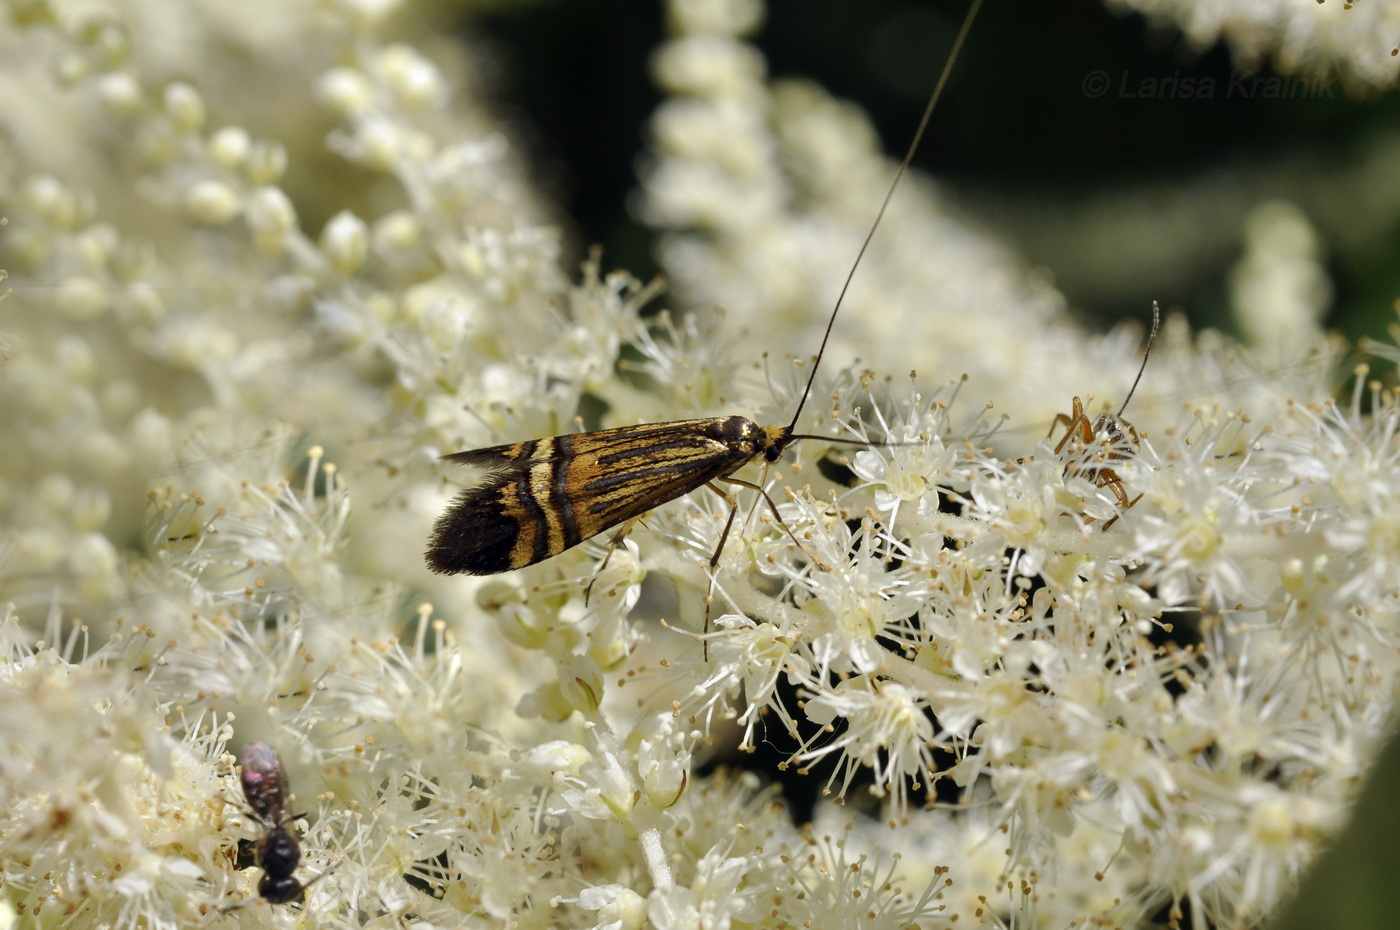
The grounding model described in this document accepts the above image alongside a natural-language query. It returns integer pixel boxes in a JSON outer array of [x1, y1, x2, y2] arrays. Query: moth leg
[[699, 482, 743, 661], [698, 476, 823, 660], [583, 516, 642, 605], [714, 476, 808, 554], [712, 475, 826, 575]]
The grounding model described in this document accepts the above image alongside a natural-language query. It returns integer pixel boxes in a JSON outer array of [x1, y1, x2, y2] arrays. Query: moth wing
[[424, 420, 757, 576], [564, 421, 754, 535], [441, 442, 538, 471], [426, 440, 540, 575]]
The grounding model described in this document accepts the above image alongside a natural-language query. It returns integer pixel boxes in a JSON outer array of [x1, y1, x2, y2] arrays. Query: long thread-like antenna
[[1117, 301, 1161, 419], [786, 0, 985, 433]]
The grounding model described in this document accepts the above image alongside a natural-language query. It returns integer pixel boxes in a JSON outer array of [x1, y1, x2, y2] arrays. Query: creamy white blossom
[[1107, 0, 1400, 87]]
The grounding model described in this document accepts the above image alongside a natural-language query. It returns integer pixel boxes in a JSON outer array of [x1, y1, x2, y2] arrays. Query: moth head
[[762, 424, 794, 462]]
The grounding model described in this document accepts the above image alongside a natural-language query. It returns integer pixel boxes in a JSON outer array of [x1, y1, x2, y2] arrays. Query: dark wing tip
[[425, 488, 522, 575], [428, 444, 533, 574]]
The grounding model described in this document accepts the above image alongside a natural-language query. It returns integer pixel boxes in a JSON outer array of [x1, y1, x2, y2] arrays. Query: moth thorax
[[709, 415, 762, 449]]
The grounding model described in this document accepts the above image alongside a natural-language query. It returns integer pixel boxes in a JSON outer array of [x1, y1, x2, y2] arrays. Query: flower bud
[[316, 67, 374, 117], [560, 656, 605, 715], [94, 72, 142, 116], [208, 127, 251, 170], [378, 45, 444, 111], [356, 117, 404, 172], [244, 186, 297, 252], [162, 81, 205, 133], [183, 180, 241, 226], [320, 210, 368, 275], [245, 140, 287, 185]]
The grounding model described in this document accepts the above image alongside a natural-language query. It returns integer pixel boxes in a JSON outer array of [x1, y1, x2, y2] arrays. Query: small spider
[[1048, 302, 1160, 530]]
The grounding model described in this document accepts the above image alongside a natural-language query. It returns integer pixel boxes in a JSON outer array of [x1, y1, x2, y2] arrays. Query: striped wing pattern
[[425, 417, 769, 575]]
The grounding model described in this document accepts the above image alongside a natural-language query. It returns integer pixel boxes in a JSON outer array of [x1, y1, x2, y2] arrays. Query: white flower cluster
[[2, 0, 1397, 928], [1106, 0, 1400, 88]]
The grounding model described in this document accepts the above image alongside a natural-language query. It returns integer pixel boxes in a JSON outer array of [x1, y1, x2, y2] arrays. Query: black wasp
[[234, 741, 314, 905]]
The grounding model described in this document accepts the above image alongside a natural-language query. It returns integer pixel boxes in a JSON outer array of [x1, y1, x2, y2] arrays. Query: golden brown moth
[[426, 1, 985, 617], [425, 417, 792, 575]]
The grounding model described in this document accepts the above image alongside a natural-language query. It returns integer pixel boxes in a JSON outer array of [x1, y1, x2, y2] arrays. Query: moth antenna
[[1116, 300, 1161, 420], [786, 0, 985, 434]]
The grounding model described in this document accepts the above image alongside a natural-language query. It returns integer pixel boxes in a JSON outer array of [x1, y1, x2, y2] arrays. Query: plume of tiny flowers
[[2, 0, 1399, 928], [634, 2, 1400, 928], [1105, 0, 1400, 88]]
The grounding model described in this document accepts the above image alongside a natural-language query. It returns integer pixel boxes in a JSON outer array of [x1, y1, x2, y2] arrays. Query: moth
[[1048, 301, 1160, 530], [426, 1, 986, 617], [425, 416, 802, 577]]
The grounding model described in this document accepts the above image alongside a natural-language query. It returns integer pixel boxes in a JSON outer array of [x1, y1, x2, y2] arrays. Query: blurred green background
[[464, 0, 1400, 348]]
